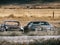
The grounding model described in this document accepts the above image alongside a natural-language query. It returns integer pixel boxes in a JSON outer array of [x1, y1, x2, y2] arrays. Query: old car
[[0, 24, 4, 31], [24, 21, 55, 31], [2, 20, 24, 31]]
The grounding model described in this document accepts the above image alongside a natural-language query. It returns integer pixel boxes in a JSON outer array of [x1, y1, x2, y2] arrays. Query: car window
[[27, 22, 32, 26], [30, 22, 40, 26], [33, 22, 40, 24], [28, 21, 49, 26], [5, 22, 19, 26], [28, 23, 33, 27], [40, 22, 49, 25]]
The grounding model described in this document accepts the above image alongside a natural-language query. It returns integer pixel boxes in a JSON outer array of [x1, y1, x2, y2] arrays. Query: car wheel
[[24, 27, 28, 30], [1, 28, 6, 32], [5, 29, 8, 31], [1, 29, 4, 32], [24, 26, 29, 32]]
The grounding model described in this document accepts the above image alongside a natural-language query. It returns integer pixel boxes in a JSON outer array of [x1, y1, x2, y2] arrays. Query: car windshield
[[28, 22, 40, 27], [5, 22, 19, 26], [33, 22, 40, 24], [28, 21, 49, 26]]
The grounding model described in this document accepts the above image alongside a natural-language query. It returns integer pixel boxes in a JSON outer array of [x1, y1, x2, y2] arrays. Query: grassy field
[[0, 38, 60, 45], [0, 9, 60, 36], [0, 9, 60, 17], [0, 16, 59, 36]]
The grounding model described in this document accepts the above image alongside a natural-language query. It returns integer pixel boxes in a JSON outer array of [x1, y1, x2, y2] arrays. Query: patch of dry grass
[[0, 38, 60, 45], [0, 31, 23, 36], [0, 15, 59, 36]]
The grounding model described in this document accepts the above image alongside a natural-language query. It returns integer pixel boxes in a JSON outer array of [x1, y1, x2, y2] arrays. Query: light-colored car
[[24, 21, 55, 31]]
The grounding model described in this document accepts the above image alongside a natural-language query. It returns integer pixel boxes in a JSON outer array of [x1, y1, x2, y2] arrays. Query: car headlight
[[6, 26, 8, 29], [20, 26, 24, 30], [50, 27, 55, 31]]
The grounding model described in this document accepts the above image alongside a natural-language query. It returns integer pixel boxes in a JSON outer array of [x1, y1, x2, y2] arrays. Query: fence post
[[53, 11, 54, 19]]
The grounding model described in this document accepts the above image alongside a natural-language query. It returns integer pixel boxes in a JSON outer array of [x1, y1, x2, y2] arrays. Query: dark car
[[24, 21, 55, 32], [2, 20, 24, 31]]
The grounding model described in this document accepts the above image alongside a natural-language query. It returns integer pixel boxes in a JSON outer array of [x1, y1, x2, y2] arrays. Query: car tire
[[24, 27, 29, 33], [2, 28, 6, 32], [1, 29, 4, 32], [5, 29, 8, 31]]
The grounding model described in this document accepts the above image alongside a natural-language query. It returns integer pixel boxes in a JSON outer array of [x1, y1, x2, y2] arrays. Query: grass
[[0, 30, 58, 36], [0, 14, 59, 36], [29, 38, 60, 45], [0, 31, 23, 36], [0, 38, 60, 45]]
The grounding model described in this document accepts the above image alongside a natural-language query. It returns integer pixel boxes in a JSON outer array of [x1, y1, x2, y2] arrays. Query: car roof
[[4, 20, 19, 22], [27, 21, 49, 25], [30, 21, 48, 23]]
